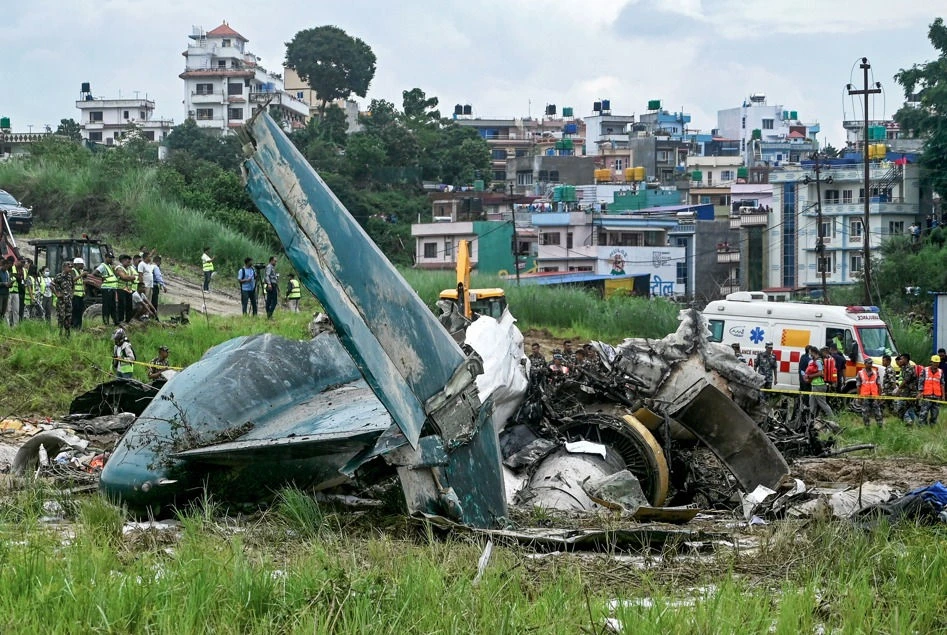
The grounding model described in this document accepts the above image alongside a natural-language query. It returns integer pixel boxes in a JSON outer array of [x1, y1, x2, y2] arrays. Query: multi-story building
[[717, 94, 819, 171], [583, 106, 636, 176], [686, 156, 744, 214], [180, 22, 308, 134], [769, 154, 920, 291], [456, 114, 586, 185], [75, 84, 174, 145]]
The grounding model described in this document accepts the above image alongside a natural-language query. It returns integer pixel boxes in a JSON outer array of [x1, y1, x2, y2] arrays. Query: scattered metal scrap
[[83, 111, 850, 530]]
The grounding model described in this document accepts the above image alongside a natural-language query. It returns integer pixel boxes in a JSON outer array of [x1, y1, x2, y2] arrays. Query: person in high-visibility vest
[[201, 246, 215, 292], [917, 354, 945, 426], [112, 327, 136, 379], [23, 266, 37, 319], [856, 358, 883, 427], [115, 254, 137, 324], [71, 257, 87, 330], [7, 259, 21, 327], [286, 273, 301, 313], [95, 253, 120, 326]]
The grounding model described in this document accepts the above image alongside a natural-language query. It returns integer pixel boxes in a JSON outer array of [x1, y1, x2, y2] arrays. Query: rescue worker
[[547, 351, 570, 382], [798, 346, 813, 393], [829, 344, 847, 393], [528, 342, 546, 367], [50, 261, 74, 337], [895, 353, 918, 425], [917, 354, 944, 426], [820, 346, 838, 393], [880, 355, 898, 414], [112, 328, 136, 379], [201, 246, 215, 291], [147, 345, 171, 387], [94, 252, 120, 325], [115, 254, 136, 324], [806, 348, 835, 419], [755, 342, 778, 389], [7, 256, 21, 327], [856, 358, 883, 427], [562, 340, 577, 367], [23, 265, 38, 319], [71, 257, 87, 329], [286, 273, 302, 312]]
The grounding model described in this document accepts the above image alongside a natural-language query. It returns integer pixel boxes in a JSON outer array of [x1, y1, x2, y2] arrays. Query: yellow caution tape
[[0, 332, 184, 371], [111, 357, 184, 371], [761, 386, 947, 405]]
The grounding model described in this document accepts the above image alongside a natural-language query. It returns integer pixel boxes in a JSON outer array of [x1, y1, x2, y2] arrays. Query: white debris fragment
[[472, 539, 493, 587], [564, 441, 608, 459]]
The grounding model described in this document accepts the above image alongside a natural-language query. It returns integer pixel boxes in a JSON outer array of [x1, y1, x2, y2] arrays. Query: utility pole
[[509, 182, 521, 286], [809, 153, 831, 302], [848, 58, 881, 305]]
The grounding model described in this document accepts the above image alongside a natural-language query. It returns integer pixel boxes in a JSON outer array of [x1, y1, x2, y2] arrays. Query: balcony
[[716, 248, 740, 264], [719, 280, 741, 295], [729, 208, 770, 229], [193, 117, 226, 129], [191, 91, 226, 104]]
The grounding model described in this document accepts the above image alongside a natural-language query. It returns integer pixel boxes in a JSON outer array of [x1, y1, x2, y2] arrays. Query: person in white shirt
[[131, 282, 158, 321], [137, 252, 156, 301]]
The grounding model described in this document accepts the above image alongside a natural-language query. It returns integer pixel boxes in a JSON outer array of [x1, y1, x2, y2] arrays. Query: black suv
[[0, 189, 33, 233]]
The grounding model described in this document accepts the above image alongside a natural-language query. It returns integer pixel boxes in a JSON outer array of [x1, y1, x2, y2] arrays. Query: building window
[[850, 219, 863, 240], [566, 232, 573, 249], [222, 39, 231, 47], [818, 253, 836, 274], [720, 170, 734, 181], [706, 171, 713, 185], [516, 171, 533, 186], [549, 171, 560, 182], [123, 110, 129, 120], [762, 119, 774, 130], [89, 111, 103, 122], [676, 261, 688, 285], [540, 232, 560, 246], [824, 189, 839, 204], [676, 237, 687, 247], [889, 221, 905, 235], [820, 220, 835, 239], [217, 60, 227, 68], [196, 83, 214, 95], [228, 83, 243, 95], [228, 108, 243, 120], [515, 148, 527, 157], [196, 108, 214, 120], [540, 266, 559, 273], [490, 148, 507, 160], [851, 254, 863, 273], [88, 131, 102, 142], [842, 189, 853, 204], [423, 242, 437, 258], [493, 170, 506, 181], [657, 150, 669, 162], [614, 159, 624, 171], [741, 116, 746, 129]]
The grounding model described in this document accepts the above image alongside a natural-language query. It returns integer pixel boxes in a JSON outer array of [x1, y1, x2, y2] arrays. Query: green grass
[[0, 311, 315, 415], [0, 488, 944, 633]]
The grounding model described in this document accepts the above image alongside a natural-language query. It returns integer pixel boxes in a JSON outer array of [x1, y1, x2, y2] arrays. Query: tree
[[402, 88, 440, 129], [820, 143, 840, 159], [164, 119, 244, 172], [895, 17, 947, 196], [55, 118, 82, 142], [285, 26, 376, 118]]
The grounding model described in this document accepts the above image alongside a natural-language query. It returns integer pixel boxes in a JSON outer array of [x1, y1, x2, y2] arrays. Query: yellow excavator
[[438, 240, 508, 320]]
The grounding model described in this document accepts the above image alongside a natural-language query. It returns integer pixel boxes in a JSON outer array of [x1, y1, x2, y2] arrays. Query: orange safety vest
[[921, 368, 943, 397], [857, 368, 879, 396]]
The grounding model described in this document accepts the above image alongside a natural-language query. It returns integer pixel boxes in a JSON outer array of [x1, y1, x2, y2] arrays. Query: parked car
[[0, 189, 33, 233]]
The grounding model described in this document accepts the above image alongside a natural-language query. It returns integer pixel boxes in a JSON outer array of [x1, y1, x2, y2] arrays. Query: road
[[161, 272, 243, 316]]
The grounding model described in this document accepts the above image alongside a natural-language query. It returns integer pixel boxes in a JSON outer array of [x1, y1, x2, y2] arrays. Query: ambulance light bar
[[845, 305, 880, 313]]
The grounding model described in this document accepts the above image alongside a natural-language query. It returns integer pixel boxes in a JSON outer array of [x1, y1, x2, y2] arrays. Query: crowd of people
[[731, 341, 945, 428], [214, 250, 300, 318], [526, 339, 608, 384], [0, 247, 166, 336]]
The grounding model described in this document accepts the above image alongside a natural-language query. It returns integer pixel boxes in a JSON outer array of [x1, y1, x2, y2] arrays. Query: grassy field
[[0, 481, 944, 633]]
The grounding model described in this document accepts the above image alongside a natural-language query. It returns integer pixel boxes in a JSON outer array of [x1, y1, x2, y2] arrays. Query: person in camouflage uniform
[[894, 353, 918, 424], [562, 340, 577, 368], [50, 261, 74, 337], [527, 343, 546, 368], [755, 342, 778, 389]]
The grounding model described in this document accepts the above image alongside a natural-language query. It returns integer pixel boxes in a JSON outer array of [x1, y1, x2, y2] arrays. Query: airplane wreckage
[[98, 113, 796, 528]]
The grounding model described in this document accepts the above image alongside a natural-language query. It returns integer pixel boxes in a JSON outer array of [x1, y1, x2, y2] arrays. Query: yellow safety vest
[[24, 276, 36, 304], [117, 265, 134, 292], [202, 254, 214, 272], [73, 272, 85, 298], [287, 279, 301, 299], [100, 263, 119, 290], [9, 265, 18, 293], [115, 343, 134, 374]]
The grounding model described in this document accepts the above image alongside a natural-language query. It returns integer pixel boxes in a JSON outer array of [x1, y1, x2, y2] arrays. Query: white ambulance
[[702, 291, 898, 391]]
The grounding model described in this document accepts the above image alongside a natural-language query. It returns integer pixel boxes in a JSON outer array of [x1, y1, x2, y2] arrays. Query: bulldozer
[[437, 239, 507, 320]]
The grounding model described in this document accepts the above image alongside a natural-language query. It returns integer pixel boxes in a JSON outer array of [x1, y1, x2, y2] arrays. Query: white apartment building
[[717, 94, 819, 167], [75, 84, 174, 145], [181, 22, 308, 133], [282, 66, 361, 133], [769, 158, 919, 290]]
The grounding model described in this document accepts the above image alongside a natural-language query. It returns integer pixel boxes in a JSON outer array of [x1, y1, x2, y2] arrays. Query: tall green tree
[[895, 17, 947, 196], [285, 26, 376, 118], [55, 118, 82, 142]]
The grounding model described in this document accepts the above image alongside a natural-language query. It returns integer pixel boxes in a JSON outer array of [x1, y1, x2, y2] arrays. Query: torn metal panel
[[70, 379, 159, 417], [241, 114, 464, 448], [99, 333, 391, 513]]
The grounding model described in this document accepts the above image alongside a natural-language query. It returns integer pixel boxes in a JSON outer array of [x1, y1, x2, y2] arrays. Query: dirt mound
[[792, 457, 947, 490]]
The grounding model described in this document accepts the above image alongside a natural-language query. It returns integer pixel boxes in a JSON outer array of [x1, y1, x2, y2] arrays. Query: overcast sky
[[2, 1, 942, 147]]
